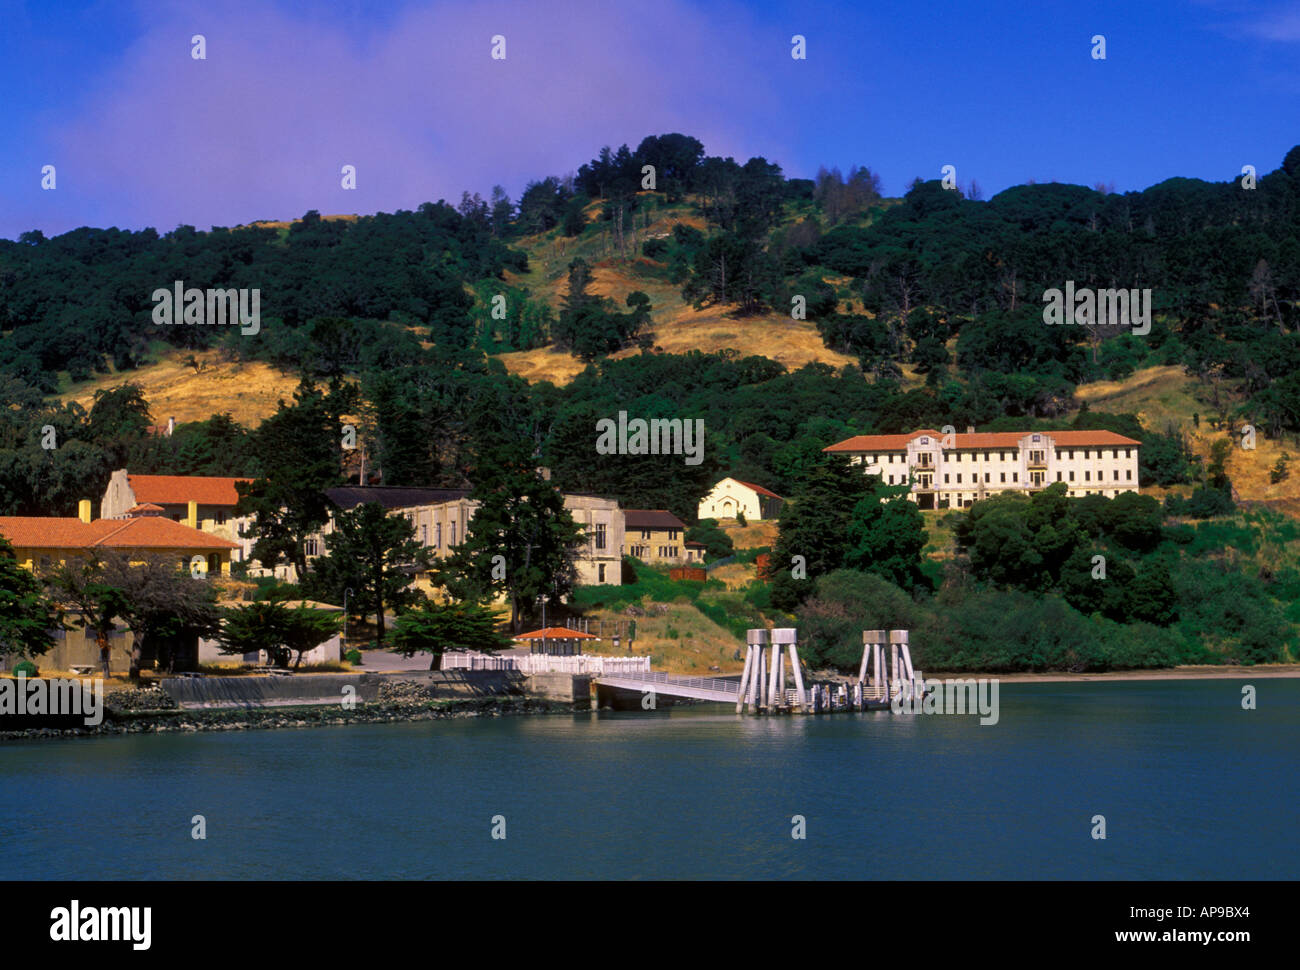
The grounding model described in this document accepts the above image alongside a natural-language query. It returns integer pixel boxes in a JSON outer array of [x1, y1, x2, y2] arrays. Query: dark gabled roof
[[325, 486, 472, 511], [624, 509, 687, 530]]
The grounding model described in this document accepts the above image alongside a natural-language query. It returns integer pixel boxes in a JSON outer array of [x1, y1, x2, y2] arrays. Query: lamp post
[[342, 587, 353, 656]]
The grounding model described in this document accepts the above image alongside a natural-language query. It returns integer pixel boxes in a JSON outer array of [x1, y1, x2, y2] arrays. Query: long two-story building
[[824, 429, 1141, 509], [322, 486, 626, 590]]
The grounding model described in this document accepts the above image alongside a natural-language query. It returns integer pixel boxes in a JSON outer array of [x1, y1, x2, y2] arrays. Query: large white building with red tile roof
[[824, 428, 1141, 509]]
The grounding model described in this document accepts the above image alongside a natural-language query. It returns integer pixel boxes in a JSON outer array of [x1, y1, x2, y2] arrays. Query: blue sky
[[1, 0, 1297, 239]]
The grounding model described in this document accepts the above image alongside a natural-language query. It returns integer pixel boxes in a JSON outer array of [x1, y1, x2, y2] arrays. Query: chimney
[[78, 499, 92, 524], [966, 426, 975, 434], [186, 500, 198, 529]]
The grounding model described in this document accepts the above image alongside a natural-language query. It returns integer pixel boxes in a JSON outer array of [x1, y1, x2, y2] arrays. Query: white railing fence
[[439, 653, 651, 675]]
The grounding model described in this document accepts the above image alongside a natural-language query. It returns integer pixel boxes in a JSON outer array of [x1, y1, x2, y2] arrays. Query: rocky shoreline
[[0, 681, 575, 742]]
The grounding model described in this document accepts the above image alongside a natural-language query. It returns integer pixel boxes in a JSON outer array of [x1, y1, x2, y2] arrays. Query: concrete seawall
[[157, 670, 534, 710]]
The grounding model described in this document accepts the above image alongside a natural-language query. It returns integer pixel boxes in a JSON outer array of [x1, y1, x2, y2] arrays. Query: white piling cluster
[[736, 627, 807, 713], [860, 629, 923, 702], [735, 627, 921, 715]]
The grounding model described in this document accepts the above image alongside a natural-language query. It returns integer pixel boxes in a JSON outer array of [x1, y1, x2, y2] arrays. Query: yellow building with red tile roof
[[0, 500, 237, 577]]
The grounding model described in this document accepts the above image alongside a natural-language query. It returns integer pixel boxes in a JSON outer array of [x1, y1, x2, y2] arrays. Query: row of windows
[[636, 528, 679, 541], [935, 487, 1134, 505], [1059, 469, 1132, 482], [941, 472, 1020, 484], [927, 466, 1136, 486], [866, 447, 1134, 463], [627, 545, 682, 559]]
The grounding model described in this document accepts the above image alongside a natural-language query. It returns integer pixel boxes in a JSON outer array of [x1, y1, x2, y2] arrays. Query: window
[[305, 538, 319, 557], [944, 474, 950, 484], [1056, 472, 1061, 481], [435, 523, 442, 548], [956, 474, 962, 483], [984, 473, 990, 483], [1126, 470, 1132, 480], [1113, 470, 1119, 480], [1001, 473, 1006, 482], [1012, 472, 1018, 482], [598, 564, 606, 582], [420, 525, 428, 545], [450, 522, 456, 546], [1069, 471, 1075, 481], [595, 523, 607, 550], [641, 529, 651, 541], [1125, 448, 1132, 459], [1085, 471, 1091, 481], [216, 511, 227, 525]]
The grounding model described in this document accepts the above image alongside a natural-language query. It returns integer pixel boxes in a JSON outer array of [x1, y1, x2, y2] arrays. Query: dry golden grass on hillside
[[61, 350, 302, 428], [719, 518, 779, 549], [1074, 363, 1300, 512], [1197, 428, 1300, 507], [580, 602, 745, 675], [498, 305, 858, 386], [235, 213, 359, 231], [1075, 364, 1202, 433], [708, 562, 756, 591]]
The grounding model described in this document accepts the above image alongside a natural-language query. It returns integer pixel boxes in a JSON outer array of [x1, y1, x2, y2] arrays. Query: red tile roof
[[733, 479, 784, 500], [824, 429, 1141, 452], [0, 516, 238, 551], [127, 474, 251, 506], [514, 627, 599, 640], [624, 509, 688, 530]]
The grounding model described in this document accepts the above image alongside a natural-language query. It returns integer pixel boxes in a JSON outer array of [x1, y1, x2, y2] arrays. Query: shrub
[[795, 569, 919, 669], [11, 660, 38, 677], [344, 649, 363, 665], [642, 238, 669, 260], [685, 518, 735, 561], [1270, 454, 1290, 484]]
